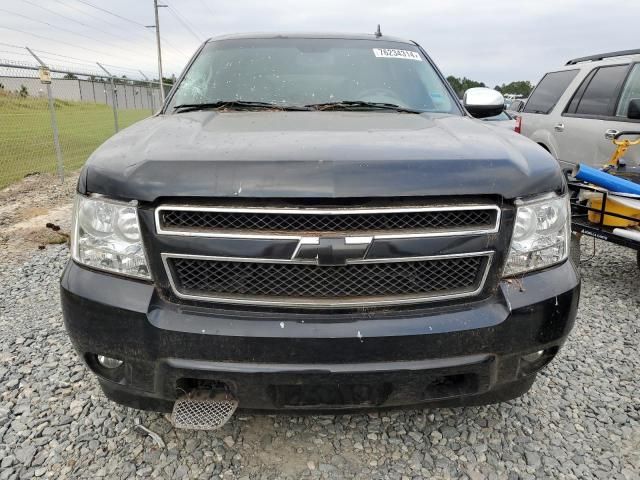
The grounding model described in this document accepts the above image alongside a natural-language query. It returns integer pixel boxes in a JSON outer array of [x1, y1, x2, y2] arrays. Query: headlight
[[503, 193, 570, 277], [71, 195, 151, 279]]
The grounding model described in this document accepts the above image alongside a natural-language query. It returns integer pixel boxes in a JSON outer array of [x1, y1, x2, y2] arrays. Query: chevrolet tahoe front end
[[60, 33, 580, 424]]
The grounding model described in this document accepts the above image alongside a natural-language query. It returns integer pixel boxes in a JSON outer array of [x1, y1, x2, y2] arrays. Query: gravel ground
[[0, 239, 638, 480]]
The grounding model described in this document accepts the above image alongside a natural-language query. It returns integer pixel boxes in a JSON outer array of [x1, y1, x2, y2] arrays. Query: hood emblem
[[292, 236, 373, 266]]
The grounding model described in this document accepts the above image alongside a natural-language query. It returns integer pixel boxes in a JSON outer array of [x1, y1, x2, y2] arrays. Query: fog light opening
[[97, 355, 124, 369], [520, 347, 559, 375], [522, 350, 545, 363]]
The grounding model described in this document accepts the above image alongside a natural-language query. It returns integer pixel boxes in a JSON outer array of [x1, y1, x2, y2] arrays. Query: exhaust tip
[[171, 390, 238, 431]]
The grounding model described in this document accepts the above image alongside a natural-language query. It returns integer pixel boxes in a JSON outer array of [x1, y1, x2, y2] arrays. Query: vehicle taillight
[[514, 116, 522, 134]]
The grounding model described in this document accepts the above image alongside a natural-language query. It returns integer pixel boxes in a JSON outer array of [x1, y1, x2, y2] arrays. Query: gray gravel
[[0, 239, 638, 479]]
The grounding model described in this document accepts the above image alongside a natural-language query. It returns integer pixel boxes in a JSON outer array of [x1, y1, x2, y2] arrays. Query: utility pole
[[147, 0, 168, 104]]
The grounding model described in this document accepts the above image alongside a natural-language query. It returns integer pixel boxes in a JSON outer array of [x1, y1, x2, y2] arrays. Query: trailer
[[568, 181, 640, 269]]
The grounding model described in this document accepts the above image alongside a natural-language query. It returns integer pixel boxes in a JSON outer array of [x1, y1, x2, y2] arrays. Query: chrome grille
[[157, 205, 499, 236], [156, 203, 500, 308], [164, 254, 491, 307]]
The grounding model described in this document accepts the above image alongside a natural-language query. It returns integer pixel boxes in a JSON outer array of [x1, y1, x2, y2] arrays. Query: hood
[[82, 111, 563, 202]]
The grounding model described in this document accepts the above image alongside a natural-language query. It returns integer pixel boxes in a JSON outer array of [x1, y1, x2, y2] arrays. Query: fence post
[[26, 47, 64, 183], [97, 63, 119, 133], [139, 71, 155, 114]]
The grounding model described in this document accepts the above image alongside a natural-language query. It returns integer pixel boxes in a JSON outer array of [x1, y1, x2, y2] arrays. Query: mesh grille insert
[[169, 256, 486, 304], [171, 391, 238, 431], [160, 208, 496, 234]]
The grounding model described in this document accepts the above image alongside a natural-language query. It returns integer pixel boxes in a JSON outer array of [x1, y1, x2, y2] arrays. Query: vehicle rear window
[[570, 65, 629, 117], [523, 70, 578, 114], [616, 63, 640, 117], [169, 38, 460, 114]]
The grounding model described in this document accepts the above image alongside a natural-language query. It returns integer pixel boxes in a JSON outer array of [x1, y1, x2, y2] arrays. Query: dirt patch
[[19, 206, 50, 221], [0, 172, 78, 261]]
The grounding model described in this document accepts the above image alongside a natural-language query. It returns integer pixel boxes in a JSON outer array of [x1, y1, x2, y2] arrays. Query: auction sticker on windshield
[[372, 49, 422, 61]]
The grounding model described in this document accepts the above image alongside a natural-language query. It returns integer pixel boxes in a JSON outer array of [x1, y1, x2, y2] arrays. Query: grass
[[0, 93, 151, 189]]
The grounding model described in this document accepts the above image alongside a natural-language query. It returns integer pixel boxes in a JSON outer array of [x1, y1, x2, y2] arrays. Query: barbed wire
[[0, 43, 160, 81], [0, 60, 168, 87]]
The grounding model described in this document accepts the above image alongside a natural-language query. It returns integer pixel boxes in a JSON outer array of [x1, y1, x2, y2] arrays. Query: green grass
[[0, 94, 151, 188]]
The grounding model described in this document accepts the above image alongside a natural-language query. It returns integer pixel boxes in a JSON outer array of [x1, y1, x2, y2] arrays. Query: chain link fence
[[0, 60, 172, 189]]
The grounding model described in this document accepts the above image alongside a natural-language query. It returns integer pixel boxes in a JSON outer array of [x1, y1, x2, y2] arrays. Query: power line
[[0, 7, 140, 56], [170, 2, 206, 38], [159, 40, 190, 59], [2, 1, 191, 75], [21, 0, 148, 46], [0, 42, 99, 65], [55, 0, 189, 58], [51, 0, 149, 37], [199, 0, 215, 17], [0, 41, 133, 70], [73, 0, 148, 27], [0, 25, 136, 59], [166, 3, 204, 41], [2, 10, 185, 63]]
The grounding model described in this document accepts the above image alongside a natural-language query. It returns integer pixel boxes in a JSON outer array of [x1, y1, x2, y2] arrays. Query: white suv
[[519, 49, 640, 170]]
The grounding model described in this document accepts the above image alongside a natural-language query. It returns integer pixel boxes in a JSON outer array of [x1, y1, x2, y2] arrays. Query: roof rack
[[566, 49, 640, 65]]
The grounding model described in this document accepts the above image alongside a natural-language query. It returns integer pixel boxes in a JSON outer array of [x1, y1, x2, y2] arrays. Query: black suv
[[61, 33, 579, 425]]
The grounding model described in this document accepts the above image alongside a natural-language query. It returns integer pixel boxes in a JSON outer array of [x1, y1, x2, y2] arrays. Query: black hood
[[81, 111, 563, 202]]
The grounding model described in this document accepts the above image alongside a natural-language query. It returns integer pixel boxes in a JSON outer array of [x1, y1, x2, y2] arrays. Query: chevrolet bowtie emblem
[[292, 236, 373, 266]]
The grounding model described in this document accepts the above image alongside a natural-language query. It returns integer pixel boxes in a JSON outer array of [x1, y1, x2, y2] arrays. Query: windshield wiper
[[305, 101, 423, 113], [173, 101, 311, 113]]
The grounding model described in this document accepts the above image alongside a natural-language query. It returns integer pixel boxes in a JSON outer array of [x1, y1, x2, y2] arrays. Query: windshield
[[168, 38, 460, 114]]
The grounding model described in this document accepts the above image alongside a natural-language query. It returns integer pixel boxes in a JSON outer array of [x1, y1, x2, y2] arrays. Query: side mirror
[[628, 99, 640, 120], [463, 88, 505, 119]]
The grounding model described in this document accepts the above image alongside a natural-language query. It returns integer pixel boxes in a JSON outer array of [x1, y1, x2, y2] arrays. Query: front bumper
[[61, 259, 580, 412]]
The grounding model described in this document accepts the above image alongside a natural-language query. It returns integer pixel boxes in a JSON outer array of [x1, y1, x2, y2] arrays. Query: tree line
[[446, 76, 534, 99]]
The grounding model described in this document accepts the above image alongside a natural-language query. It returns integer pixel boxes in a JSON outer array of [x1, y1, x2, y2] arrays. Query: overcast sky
[[1, 0, 639, 85]]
